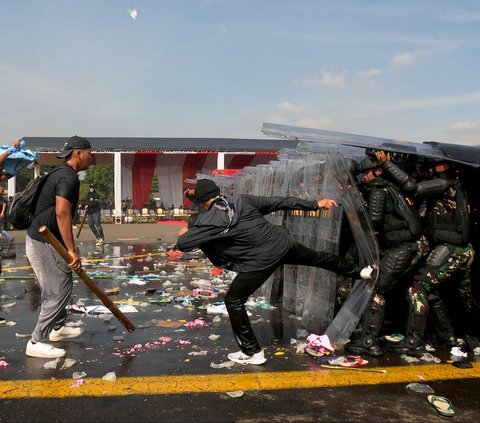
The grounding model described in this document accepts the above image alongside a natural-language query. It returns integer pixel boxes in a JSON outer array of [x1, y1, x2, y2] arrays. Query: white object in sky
[[128, 6, 138, 20]]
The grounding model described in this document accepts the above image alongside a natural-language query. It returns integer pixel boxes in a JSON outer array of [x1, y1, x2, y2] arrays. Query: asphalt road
[[0, 223, 479, 422]]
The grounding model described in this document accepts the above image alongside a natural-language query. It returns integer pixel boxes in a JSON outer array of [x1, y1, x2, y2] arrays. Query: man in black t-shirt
[[84, 183, 105, 245], [25, 136, 94, 359]]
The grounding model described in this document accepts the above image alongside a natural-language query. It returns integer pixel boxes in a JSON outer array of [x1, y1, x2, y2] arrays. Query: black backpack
[[8, 168, 59, 230]]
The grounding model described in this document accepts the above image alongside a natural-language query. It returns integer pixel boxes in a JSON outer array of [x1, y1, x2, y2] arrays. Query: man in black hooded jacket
[[176, 178, 374, 365]]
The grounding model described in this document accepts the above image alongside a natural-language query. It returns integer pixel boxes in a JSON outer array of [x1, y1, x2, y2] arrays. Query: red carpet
[[156, 220, 187, 225]]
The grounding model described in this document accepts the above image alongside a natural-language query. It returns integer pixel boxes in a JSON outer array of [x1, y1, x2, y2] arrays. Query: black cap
[[56, 135, 91, 158], [89, 183, 95, 189], [194, 179, 220, 202]]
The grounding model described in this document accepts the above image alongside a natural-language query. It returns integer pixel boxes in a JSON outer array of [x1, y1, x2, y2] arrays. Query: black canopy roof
[[21, 137, 299, 153]]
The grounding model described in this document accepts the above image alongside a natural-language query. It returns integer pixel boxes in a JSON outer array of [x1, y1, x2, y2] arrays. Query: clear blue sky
[[1, 0, 479, 145]]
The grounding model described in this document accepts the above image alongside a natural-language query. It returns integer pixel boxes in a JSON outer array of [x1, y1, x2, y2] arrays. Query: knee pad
[[425, 244, 453, 267]]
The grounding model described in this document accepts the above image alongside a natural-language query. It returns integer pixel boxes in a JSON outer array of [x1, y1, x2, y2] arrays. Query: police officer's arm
[[375, 151, 417, 193], [56, 196, 81, 272], [368, 188, 387, 227]]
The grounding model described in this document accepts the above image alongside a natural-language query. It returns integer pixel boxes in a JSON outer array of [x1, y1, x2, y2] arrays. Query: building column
[[114, 152, 122, 224], [217, 152, 225, 170], [7, 176, 16, 197], [33, 164, 41, 178]]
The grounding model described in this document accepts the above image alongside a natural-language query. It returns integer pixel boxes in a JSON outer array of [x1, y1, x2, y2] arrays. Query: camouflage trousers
[[408, 243, 475, 316]]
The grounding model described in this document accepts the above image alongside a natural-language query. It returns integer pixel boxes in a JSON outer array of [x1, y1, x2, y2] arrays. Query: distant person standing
[[85, 184, 105, 246], [25, 135, 93, 358], [0, 185, 14, 246]]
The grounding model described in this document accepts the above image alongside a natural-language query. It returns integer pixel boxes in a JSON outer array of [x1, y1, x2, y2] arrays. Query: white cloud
[[353, 68, 384, 88], [449, 120, 480, 131], [355, 68, 384, 79], [270, 101, 332, 128], [390, 51, 418, 69], [298, 70, 346, 88]]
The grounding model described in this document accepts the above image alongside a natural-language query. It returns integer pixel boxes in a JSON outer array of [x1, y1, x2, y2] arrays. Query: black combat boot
[[345, 298, 385, 356], [429, 296, 457, 347], [388, 308, 426, 357]]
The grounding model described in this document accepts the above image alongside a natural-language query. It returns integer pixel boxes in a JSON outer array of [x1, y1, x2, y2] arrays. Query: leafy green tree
[[80, 165, 114, 203]]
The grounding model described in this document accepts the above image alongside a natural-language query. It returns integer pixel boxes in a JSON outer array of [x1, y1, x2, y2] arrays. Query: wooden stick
[[76, 206, 88, 238], [39, 225, 135, 332], [320, 364, 387, 373]]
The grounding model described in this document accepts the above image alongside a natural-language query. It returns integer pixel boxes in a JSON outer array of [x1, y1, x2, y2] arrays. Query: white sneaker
[[49, 326, 84, 342], [96, 238, 104, 246], [26, 340, 66, 358], [360, 265, 377, 280], [227, 350, 267, 365]]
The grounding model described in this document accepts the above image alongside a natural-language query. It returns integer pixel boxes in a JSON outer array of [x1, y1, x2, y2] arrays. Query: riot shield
[[300, 152, 344, 331], [324, 152, 379, 346]]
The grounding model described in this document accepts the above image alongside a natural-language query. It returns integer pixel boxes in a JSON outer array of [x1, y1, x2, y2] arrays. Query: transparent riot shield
[[261, 159, 289, 302], [283, 157, 307, 312], [300, 153, 344, 331], [323, 152, 379, 346]]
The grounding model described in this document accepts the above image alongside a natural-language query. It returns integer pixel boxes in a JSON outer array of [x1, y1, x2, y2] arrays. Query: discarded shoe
[[384, 333, 405, 343], [227, 350, 267, 365], [26, 340, 66, 358], [427, 395, 455, 417], [49, 326, 84, 342], [339, 355, 369, 368], [305, 347, 330, 358]]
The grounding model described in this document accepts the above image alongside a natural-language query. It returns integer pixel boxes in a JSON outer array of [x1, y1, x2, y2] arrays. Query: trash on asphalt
[[102, 371, 117, 382], [71, 379, 84, 388], [73, 371, 87, 379], [226, 390, 244, 398], [43, 358, 61, 369], [208, 334, 221, 341], [406, 382, 435, 394], [60, 359, 77, 370], [420, 353, 441, 363], [401, 354, 420, 363], [210, 361, 235, 369], [450, 347, 468, 357]]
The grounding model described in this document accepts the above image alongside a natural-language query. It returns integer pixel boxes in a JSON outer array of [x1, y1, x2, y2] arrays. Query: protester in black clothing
[[85, 184, 105, 245], [25, 135, 93, 359], [176, 179, 374, 365]]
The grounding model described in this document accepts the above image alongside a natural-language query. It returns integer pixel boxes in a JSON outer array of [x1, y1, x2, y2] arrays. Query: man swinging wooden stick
[[24, 136, 134, 360]]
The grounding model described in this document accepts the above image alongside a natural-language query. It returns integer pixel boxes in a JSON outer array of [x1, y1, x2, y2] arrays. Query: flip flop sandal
[[305, 347, 327, 357], [340, 355, 369, 368], [427, 395, 455, 417], [384, 333, 405, 343]]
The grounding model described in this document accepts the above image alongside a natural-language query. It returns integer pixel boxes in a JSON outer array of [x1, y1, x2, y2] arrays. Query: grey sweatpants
[[26, 235, 73, 343]]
